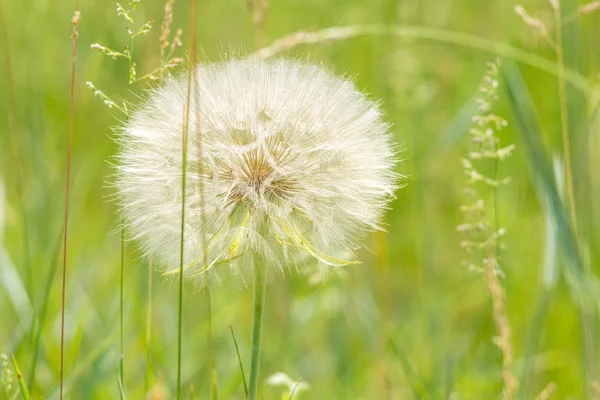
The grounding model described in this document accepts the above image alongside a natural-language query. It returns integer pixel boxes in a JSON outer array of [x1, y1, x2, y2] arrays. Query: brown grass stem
[[484, 258, 517, 399], [60, 5, 80, 400]]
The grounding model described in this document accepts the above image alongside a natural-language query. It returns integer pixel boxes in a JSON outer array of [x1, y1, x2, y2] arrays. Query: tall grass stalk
[[145, 258, 153, 395], [119, 226, 125, 397], [247, 262, 266, 400], [459, 59, 517, 398], [185, 0, 217, 394], [176, 0, 197, 392], [176, 92, 190, 400], [60, 5, 80, 399]]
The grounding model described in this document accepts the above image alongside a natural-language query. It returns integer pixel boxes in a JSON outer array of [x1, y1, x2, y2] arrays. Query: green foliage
[[1, 0, 600, 398]]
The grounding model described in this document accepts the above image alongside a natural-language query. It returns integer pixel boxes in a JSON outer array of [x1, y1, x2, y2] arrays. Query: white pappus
[[115, 58, 400, 282]]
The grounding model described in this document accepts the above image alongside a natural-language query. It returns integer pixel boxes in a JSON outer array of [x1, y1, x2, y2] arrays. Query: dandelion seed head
[[116, 58, 399, 281]]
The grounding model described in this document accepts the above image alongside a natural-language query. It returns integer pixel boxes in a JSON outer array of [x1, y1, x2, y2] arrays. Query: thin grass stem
[[229, 326, 248, 397], [177, 5, 195, 392], [60, 5, 80, 399], [184, 0, 216, 396], [176, 106, 189, 400], [119, 226, 125, 397], [145, 258, 153, 395], [247, 260, 266, 400]]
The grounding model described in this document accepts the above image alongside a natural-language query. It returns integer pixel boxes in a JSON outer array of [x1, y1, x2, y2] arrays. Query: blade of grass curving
[[502, 61, 593, 294], [60, 5, 80, 400], [251, 25, 590, 92], [551, 0, 582, 246], [427, 96, 479, 159], [521, 157, 563, 400], [229, 326, 248, 397], [389, 336, 431, 399], [28, 233, 63, 389], [288, 382, 300, 400], [503, 61, 598, 395], [12, 354, 31, 400], [117, 368, 127, 400]]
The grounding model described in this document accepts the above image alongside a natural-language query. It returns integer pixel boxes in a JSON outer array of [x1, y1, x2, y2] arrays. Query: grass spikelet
[[535, 382, 557, 400], [577, 1, 600, 14], [514, 5, 548, 36], [1, 354, 14, 398], [458, 59, 517, 399], [159, 0, 176, 59]]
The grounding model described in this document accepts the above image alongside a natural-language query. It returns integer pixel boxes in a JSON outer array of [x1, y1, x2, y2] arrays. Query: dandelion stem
[[247, 259, 266, 400]]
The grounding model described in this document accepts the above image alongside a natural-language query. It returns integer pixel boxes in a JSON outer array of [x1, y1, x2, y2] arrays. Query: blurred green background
[[1, 0, 600, 398]]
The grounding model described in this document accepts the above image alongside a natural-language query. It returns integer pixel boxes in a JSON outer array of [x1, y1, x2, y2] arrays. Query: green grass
[[1, 0, 599, 398]]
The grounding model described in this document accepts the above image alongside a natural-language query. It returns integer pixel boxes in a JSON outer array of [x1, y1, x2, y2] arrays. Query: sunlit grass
[[1, 0, 599, 398]]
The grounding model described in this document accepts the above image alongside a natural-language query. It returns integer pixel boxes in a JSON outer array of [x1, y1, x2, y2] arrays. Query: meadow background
[[1, 0, 600, 398]]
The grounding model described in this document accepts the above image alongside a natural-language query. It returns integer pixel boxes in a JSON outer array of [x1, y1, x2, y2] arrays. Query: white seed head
[[116, 58, 399, 281]]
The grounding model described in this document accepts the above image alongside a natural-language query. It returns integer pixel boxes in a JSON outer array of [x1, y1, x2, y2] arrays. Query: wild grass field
[[1, 0, 600, 398]]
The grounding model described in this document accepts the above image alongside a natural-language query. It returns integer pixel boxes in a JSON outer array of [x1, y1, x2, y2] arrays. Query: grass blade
[[503, 60, 599, 395], [389, 337, 431, 399], [117, 368, 127, 400], [428, 96, 479, 158], [11, 354, 31, 400], [229, 326, 248, 397], [502, 61, 594, 295]]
